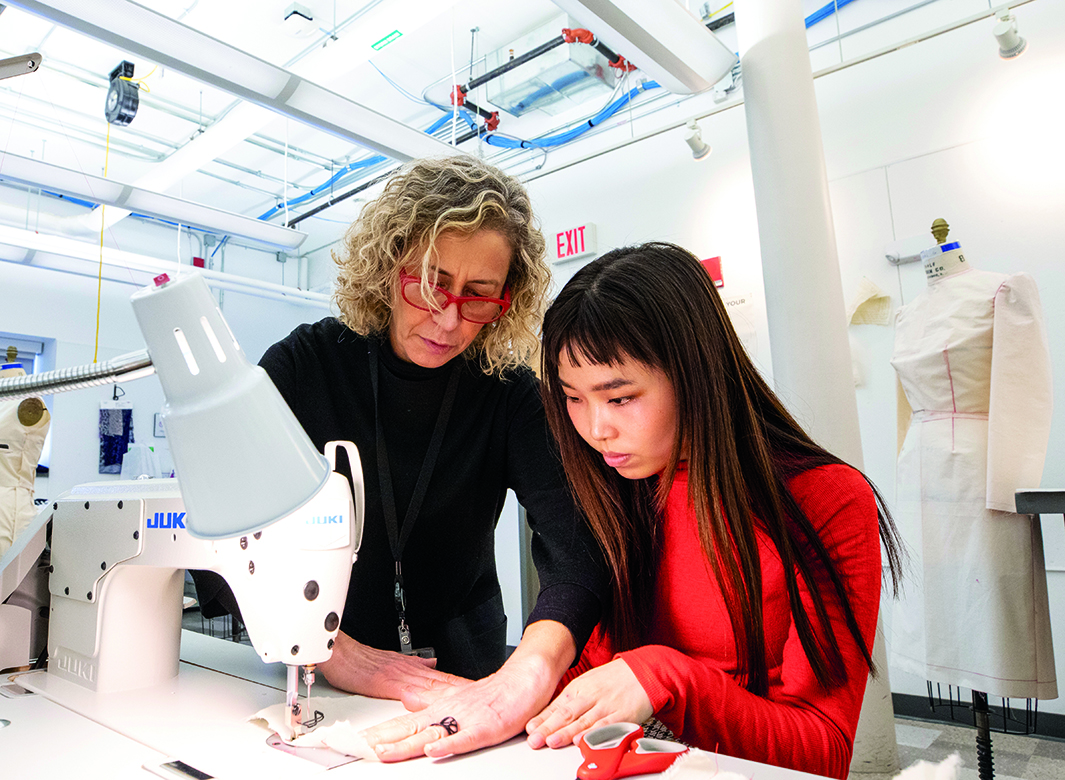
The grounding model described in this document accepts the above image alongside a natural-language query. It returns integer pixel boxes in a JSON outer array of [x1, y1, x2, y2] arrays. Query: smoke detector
[[283, 3, 317, 37]]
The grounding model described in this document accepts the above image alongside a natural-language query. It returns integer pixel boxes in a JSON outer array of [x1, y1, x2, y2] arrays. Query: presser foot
[[285, 664, 324, 740]]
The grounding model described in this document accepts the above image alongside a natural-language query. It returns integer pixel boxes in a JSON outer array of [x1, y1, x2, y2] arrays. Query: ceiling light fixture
[[0, 52, 42, 81], [993, 10, 1028, 59], [684, 120, 711, 160], [550, 0, 737, 94], [0, 151, 307, 251], [0, 223, 328, 306], [5, 0, 453, 162]]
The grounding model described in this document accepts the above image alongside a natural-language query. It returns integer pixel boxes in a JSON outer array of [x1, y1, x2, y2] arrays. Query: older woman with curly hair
[[255, 155, 607, 761]]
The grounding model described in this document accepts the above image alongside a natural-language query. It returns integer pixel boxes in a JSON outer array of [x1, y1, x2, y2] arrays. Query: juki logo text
[[147, 511, 186, 529]]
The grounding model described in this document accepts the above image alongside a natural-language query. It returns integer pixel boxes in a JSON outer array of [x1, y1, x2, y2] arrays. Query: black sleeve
[[505, 370, 607, 660], [259, 334, 302, 416]]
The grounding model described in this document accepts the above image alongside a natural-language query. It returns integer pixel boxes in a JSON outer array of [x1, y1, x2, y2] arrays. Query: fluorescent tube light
[[0, 223, 329, 306], [6, 0, 453, 162], [0, 151, 307, 250], [551, 0, 737, 95]]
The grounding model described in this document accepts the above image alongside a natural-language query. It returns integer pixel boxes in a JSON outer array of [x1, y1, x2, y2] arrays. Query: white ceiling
[[0, 0, 998, 255], [0, 0, 610, 228]]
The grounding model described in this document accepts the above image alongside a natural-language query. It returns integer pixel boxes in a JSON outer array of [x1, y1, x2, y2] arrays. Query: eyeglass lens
[[403, 279, 504, 323]]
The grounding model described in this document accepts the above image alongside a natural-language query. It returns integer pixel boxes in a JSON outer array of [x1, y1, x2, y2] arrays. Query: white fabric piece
[[893, 753, 962, 780], [659, 749, 745, 779], [0, 365, 50, 558], [120, 443, 162, 479], [249, 702, 379, 760], [890, 269, 1056, 699], [847, 277, 892, 325]]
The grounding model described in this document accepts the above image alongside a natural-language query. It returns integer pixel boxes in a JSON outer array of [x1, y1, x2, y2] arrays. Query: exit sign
[[372, 30, 402, 50], [554, 223, 596, 263]]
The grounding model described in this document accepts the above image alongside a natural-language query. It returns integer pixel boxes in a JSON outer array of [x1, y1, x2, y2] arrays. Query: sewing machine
[[0, 270, 370, 743], [38, 439, 363, 740]]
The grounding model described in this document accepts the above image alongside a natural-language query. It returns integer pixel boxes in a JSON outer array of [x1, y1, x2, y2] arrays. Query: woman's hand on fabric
[[317, 630, 469, 700], [358, 620, 576, 762], [525, 658, 653, 749]]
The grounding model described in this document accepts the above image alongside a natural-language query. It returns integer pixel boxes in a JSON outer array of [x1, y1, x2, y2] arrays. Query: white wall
[[526, 0, 1065, 712]]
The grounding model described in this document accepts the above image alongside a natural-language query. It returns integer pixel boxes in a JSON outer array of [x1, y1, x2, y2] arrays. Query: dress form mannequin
[[891, 220, 1055, 780], [0, 346, 51, 557]]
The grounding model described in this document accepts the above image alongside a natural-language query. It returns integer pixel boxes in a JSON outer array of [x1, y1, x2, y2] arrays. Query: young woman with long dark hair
[[528, 242, 903, 779]]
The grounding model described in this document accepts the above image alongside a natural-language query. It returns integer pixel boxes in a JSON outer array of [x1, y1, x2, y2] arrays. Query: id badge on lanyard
[[370, 341, 459, 660]]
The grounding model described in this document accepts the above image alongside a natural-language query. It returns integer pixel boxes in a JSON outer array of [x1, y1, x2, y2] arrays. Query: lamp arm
[[0, 349, 155, 401]]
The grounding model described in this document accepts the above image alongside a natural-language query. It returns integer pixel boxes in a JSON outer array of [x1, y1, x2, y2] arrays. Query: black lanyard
[[368, 340, 461, 655]]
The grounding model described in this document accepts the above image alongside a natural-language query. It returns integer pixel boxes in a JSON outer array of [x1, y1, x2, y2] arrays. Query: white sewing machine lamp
[[130, 272, 329, 539]]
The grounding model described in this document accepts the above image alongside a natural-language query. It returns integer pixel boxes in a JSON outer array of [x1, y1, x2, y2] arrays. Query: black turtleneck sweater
[[258, 317, 605, 679]]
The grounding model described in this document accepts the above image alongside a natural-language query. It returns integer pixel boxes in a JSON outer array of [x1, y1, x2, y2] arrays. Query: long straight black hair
[[541, 242, 903, 695]]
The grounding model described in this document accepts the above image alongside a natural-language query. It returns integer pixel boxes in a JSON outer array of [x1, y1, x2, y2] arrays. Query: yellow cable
[[709, 2, 733, 18], [93, 123, 111, 363], [121, 65, 156, 94], [95, 65, 152, 360], [119, 75, 149, 94]]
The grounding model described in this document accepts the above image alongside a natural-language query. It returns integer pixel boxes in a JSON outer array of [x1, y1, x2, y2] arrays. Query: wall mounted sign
[[553, 223, 596, 263], [700, 256, 724, 287]]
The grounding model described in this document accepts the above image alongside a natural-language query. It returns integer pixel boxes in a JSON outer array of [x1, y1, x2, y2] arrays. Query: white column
[[733, 0, 861, 467], [734, 1, 898, 774], [851, 624, 900, 774]]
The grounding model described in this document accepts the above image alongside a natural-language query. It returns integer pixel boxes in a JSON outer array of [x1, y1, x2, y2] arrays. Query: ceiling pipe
[[551, 0, 737, 94]]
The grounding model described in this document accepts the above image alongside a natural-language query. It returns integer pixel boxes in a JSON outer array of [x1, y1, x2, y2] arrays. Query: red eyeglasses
[[399, 270, 511, 324]]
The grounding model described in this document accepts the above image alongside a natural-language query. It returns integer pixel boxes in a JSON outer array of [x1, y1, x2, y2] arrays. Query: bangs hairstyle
[[541, 242, 902, 696], [333, 155, 549, 375]]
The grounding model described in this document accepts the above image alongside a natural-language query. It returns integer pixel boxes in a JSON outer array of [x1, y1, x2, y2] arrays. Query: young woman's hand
[[317, 630, 469, 700], [356, 620, 576, 762], [525, 658, 653, 748]]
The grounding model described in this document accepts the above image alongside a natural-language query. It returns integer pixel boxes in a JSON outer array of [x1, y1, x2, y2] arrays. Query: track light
[[993, 12, 1027, 60], [0, 52, 41, 81], [684, 120, 711, 161]]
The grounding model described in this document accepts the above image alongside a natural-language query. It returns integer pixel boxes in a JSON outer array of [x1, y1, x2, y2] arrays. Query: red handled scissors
[[576, 722, 689, 780]]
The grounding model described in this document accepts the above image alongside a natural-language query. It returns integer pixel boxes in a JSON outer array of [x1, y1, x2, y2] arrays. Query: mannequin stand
[[973, 691, 994, 780]]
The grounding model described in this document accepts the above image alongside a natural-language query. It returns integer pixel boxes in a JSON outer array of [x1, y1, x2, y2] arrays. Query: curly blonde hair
[[333, 155, 549, 375]]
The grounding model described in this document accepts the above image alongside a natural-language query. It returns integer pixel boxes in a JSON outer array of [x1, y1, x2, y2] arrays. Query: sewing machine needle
[[303, 664, 316, 727]]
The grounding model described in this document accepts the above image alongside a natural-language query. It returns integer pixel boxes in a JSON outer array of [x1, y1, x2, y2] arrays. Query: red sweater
[[560, 464, 882, 780]]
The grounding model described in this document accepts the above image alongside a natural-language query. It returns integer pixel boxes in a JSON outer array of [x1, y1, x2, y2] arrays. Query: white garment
[[0, 366, 50, 558], [889, 269, 1056, 699], [120, 442, 162, 479]]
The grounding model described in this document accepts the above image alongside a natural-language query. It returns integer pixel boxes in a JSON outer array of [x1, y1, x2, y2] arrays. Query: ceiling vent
[[485, 15, 617, 118]]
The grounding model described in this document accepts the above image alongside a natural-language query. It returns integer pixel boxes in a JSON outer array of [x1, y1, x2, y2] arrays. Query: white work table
[[2, 630, 828, 780]]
